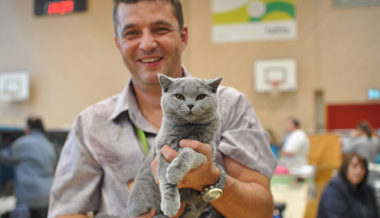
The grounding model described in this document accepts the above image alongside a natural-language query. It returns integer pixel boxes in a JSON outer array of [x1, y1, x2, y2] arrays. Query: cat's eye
[[196, 94, 207, 100], [175, 94, 185, 100]]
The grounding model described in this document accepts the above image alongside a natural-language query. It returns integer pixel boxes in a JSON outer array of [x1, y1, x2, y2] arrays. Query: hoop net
[[269, 80, 282, 98]]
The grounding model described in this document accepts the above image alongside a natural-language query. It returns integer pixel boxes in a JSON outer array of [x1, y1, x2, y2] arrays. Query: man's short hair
[[26, 115, 46, 134], [113, 0, 184, 37], [288, 117, 300, 128]]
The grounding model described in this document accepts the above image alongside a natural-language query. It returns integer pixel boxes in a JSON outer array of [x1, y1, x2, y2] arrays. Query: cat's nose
[[188, 104, 194, 109]]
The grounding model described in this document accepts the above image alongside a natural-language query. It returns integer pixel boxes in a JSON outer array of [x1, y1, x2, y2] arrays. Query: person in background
[[280, 117, 309, 169], [342, 120, 380, 163], [48, 0, 277, 217], [317, 152, 379, 218], [0, 116, 57, 218]]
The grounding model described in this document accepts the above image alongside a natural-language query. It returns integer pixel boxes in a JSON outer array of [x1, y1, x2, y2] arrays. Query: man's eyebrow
[[154, 20, 175, 28], [120, 23, 136, 35], [120, 20, 176, 35]]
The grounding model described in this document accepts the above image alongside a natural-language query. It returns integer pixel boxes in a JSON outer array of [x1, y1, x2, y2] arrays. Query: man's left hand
[[150, 139, 221, 191]]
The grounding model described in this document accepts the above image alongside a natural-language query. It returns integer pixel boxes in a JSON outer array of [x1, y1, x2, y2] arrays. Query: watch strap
[[214, 165, 226, 190], [201, 165, 226, 202]]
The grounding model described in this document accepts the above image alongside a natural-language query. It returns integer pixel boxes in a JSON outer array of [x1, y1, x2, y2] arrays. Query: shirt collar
[[110, 66, 190, 131], [110, 79, 133, 122]]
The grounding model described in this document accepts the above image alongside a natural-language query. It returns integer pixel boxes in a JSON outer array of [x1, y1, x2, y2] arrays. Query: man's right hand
[[150, 145, 178, 184]]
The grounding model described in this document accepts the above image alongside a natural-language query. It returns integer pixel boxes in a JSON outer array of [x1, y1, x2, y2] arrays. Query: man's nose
[[139, 31, 157, 51]]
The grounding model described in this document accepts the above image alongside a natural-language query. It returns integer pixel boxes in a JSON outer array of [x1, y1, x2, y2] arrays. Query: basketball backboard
[[0, 71, 30, 102], [254, 58, 297, 96]]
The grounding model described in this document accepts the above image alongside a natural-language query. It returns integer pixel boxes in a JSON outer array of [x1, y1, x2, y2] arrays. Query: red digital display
[[34, 0, 86, 16], [48, 0, 74, 15]]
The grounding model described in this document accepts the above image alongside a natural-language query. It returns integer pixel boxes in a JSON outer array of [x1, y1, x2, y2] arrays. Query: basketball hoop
[[262, 67, 286, 98], [269, 80, 282, 98]]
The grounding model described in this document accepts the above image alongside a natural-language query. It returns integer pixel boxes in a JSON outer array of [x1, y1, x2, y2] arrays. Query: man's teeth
[[141, 58, 161, 63]]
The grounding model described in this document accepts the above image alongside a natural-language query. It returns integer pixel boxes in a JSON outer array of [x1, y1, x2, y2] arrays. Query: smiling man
[[48, 1, 277, 218]]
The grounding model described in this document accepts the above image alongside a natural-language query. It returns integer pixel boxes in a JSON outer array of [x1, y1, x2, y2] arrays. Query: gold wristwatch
[[201, 165, 226, 202]]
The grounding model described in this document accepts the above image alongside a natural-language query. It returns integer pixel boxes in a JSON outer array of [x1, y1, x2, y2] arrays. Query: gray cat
[[127, 74, 223, 218]]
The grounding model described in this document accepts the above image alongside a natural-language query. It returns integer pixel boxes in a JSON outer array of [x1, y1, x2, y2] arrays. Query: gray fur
[[127, 74, 222, 217]]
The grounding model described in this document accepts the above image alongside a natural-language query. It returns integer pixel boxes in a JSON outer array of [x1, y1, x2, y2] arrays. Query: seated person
[[317, 152, 379, 218], [342, 120, 379, 163]]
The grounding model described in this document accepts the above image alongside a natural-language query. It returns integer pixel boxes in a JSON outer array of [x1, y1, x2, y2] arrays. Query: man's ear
[[180, 25, 188, 51], [114, 35, 121, 50]]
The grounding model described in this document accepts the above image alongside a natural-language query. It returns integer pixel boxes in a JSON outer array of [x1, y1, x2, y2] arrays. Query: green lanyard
[[135, 126, 149, 155]]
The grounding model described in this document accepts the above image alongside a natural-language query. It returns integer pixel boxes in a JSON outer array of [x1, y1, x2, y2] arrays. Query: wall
[[317, 2, 380, 103], [183, 0, 380, 139], [0, 0, 379, 139], [0, 0, 127, 128]]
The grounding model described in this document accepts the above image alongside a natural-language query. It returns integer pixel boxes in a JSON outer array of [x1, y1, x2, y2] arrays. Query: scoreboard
[[34, 0, 87, 16]]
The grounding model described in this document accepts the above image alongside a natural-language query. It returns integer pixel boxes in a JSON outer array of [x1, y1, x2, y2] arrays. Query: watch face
[[203, 188, 223, 202]]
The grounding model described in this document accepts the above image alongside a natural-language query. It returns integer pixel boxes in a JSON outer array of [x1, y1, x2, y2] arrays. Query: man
[[1, 116, 57, 218], [48, 0, 277, 217], [280, 117, 309, 169]]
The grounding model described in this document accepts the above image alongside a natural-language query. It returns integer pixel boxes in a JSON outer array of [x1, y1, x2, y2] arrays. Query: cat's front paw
[[166, 165, 184, 184], [166, 150, 207, 184], [161, 197, 181, 217]]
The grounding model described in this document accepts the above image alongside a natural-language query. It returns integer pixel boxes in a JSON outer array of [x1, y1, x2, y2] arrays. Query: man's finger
[[180, 139, 212, 160], [131, 209, 157, 218], [151, 156, 159, 184], [147, 209, 157, 217], [161, 145, 178, 162]]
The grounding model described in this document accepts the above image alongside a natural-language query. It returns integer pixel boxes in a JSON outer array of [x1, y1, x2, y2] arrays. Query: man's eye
[[196, 94, 207, 100], [155, 27, 170, 34], [175, 94, 185, 100], [124, 31, 138, 39]]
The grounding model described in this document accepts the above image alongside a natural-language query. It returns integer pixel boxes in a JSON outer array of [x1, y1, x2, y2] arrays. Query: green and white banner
[[212, 0, 297, 43]]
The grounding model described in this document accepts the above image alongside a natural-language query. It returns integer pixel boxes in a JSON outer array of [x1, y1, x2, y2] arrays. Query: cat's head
[[158, 74, 222, 125]]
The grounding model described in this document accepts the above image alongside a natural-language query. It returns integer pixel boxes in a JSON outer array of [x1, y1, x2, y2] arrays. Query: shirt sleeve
[[48, 115, 103, 217], [0, 141, 22, 165], [216, 87, 277, 178]]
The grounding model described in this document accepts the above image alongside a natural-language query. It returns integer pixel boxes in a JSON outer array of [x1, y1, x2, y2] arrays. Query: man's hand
[[149, 140, 220, 217], [176, 140, 221, 191], [150, 145, 178, 184], [151, 139, 274, 218], [151, 140, 221, 191]]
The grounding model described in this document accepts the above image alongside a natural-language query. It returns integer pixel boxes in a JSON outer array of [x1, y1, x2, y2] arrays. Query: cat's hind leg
[[127, 154, 161, 217], [166, 147, 207, 184], [179, 189, 208, 218]]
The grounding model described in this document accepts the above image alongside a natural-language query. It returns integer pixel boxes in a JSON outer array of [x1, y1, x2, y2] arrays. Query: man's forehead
[[116, 1, 177, 26]]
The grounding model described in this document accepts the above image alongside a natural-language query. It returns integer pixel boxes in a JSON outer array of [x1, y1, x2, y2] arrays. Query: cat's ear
[[158, 73, 174, 92], [207, 77, 223, 93]]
